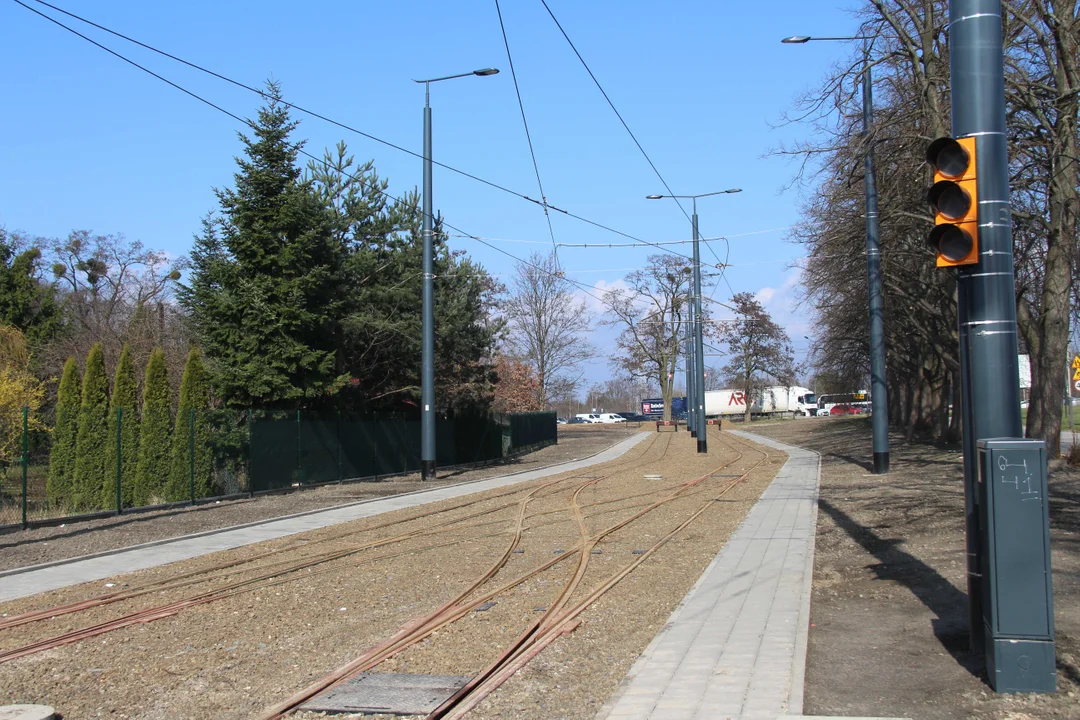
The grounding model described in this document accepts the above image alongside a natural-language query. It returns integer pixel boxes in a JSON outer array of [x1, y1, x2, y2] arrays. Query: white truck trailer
[[704, 386, 817, 418]]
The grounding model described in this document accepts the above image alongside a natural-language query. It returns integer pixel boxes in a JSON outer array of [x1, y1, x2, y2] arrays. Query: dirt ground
[[0, 425, 637, 573], [0, 426, 783, 720], [745, 416, 1080, 720]]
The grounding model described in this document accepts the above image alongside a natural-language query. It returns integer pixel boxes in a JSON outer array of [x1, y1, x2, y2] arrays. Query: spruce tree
[[47, 357, 80, 507], [179, 81, 342, 408], [166, 348, 212, 500], [104, 344, 139, 508], [135, 348, 171, 505], [73, 343, 109, 510]]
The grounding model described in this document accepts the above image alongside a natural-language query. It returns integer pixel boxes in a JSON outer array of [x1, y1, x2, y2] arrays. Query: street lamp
[[414, 67, 499, 480], [782, 34, 889, 474], [647, 189, 741, 454]]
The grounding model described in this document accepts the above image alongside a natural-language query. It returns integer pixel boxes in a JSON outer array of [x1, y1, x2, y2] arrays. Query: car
[[597, 413, 626, 423], [829, 404, 857, 416], [566, 417, 586, 424], [556, 417, 567, 425], [622, 413, 649, 422], [575, 413, 602, 423]]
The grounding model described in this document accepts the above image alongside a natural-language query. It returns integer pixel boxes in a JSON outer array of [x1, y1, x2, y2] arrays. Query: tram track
[[0, 433, 674, 662], [260, 430, 770, 719]]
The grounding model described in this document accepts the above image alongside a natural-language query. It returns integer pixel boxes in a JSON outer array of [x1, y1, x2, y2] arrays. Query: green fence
[[247, 410, 506, 492], [0, 408, 553, 530], [508, 411, 558, 451]]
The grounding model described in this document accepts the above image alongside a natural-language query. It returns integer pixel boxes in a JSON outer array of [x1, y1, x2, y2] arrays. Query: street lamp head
[[782, 35, 812, 43], [473, 68, 500, 76], [724, 188, 743, 193], [646, 194, 664, 200]]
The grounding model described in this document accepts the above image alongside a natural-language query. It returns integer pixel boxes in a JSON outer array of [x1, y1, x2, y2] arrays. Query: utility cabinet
[[977, 438, 1056, 693]]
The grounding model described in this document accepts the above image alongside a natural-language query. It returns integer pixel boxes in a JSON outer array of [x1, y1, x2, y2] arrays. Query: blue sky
[[1, 0, 863, 392]]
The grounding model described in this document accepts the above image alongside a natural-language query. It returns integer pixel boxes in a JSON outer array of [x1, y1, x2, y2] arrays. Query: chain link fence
[[1, 408, 555, 530]]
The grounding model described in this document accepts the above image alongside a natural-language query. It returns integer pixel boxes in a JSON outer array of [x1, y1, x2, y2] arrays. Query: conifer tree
[[47, 358, 80, 506], [104, 344, 139, 508], [135, 348, 171, 505], [73, 343, 109, 510], [166, 348, 212, 500], [179, 81, 342, 408]]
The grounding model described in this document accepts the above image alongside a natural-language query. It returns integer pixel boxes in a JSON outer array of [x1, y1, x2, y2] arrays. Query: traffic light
[[926, 136, 979, 266]]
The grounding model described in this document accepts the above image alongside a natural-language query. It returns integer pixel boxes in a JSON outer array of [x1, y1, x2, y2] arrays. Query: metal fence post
[[296, 409, 303, 486], [336, 410, 343, 483], [247, 409, 254, 497], [189, 409, 196, 504], [21, 406, 28, 529], [116, 408, 123, 515]]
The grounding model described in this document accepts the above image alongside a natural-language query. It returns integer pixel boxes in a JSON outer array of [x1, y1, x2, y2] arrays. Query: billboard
[[641, 396, 687, 416]]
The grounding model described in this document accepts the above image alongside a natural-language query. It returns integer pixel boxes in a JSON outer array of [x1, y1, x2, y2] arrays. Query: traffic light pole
[[861, 56, 890, 474], [950, 0, 1024, 648], [692, 203, 707, 453]]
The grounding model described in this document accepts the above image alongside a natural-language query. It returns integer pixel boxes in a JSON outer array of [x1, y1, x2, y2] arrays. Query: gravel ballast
[[0, 427, 784, 720]]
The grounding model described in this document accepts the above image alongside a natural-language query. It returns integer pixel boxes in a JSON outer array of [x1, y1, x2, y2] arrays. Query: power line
[[13, 0, 720, 331], [493, 0, 559, 262], [17, 0, 690, 261], [538, 0, 692, 226]]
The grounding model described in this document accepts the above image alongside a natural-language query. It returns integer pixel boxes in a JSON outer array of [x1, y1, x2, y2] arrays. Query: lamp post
[[414, 68, 499, 481], [782, 35, 889, 474], [647, 189, 742, 453]]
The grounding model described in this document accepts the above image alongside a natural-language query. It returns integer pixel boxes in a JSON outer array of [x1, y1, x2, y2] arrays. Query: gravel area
[[744, 415, 1080, 720], [0, 425, 637, 573], [0, 426, 784, 720]]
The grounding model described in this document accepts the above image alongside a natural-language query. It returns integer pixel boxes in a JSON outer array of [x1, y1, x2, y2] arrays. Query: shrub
[[104, 344, 139, 508], [73, 343, 109, 510], [135, 348, 171, 505]]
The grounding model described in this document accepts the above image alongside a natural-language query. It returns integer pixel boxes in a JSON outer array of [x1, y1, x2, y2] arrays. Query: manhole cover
[[299, 673, 471, 715]]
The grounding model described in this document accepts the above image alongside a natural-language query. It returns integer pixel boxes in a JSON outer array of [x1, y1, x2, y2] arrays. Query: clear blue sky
[[1, 0, 863, 392]]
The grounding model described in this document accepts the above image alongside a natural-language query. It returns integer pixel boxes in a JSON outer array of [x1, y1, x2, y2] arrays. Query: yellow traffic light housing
[[926, 136, 979, 266]]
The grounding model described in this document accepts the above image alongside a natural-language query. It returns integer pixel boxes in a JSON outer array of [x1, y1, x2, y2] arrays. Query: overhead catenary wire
[[14, 0, 751, 335], [537, 0, 692, 227], [493, 0, 559, 263], [16, 0, 700, 265]]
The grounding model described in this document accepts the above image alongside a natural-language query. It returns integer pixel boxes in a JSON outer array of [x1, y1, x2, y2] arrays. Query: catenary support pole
[[862, 52, 890, 474], [692, 202, 707, 453], [951, 0, 1024, 649], [421, 83, 437, 481], [687, 287, 696, 436]]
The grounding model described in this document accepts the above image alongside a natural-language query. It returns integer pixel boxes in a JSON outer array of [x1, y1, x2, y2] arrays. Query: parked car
[[597, 413, 626, 423], [829, 404, 858, 416], [566, 417, 586, 424], [556, 417, 567, 425], [622, 413, 649, 422]]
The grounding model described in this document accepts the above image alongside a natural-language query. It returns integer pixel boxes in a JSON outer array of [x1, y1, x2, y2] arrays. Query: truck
[[703, 386, 818, 418], [640, 396, 687, 417]]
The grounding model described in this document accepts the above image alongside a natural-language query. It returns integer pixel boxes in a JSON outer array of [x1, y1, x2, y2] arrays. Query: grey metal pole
[[692, 203, 707, 453], [687, 281, 697, 437], [951, 0, 1024, 649], [862, 55, 890, 474], [421, 83, 436, 481]]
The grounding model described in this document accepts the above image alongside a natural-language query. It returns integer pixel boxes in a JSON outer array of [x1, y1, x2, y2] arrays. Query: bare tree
[[603, 255, 692, 421], [503, 252, 594, 408], [718, 293, 795, 422]]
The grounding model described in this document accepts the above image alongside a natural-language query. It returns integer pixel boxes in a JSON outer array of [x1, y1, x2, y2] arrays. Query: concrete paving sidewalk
[[596, 430, 821, 720], [0, 432, 649, 603]]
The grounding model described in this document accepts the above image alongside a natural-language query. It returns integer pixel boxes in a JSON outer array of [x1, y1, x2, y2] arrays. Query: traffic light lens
[[929, 224, 974, 262], [936, 144, 969, 177], [927, 137, 971, 178], [928, 180, 972, 220]]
